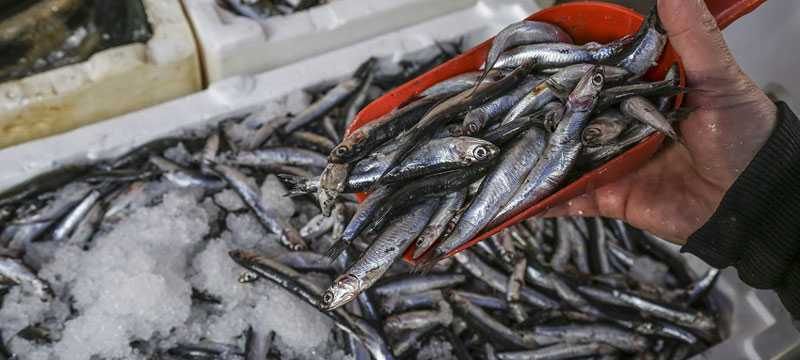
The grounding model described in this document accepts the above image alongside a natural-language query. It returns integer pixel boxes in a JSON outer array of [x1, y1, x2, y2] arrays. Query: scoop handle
[[706, 0, 766, 29]]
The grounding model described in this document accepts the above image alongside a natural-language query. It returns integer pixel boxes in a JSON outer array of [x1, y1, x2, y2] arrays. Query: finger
[[540, 193, 599, 218], [657, 0, 741, 85]]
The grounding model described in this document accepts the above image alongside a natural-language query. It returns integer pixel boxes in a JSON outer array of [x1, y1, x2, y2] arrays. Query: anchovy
[[275, 251, 336, 272], [228, 250, 394, 360], [222, 148, 328, 169], [289, 130, 336, 153], [477, 20, 573, 88], [331, 201, 348, 242], [450, 290, 508, 311], [345, 67, 376, 128], [0, 256, 53, 300], [379, 289, 443, 315], [427, 127, 547, 262], [566, 218, 591, 274], [492, 66, 605, 226], [321, 200, 438, 310], [329, 95, 443, 164], [551, 219, 573, 272], [578, 285, 716, 332], [446, 289, 538, 349], [383, 300, 452, 333], [453, 250, 559, 309], [326, 185, 396, 259], [323, 115, 342, 144], [284, 59, 375, 133], [201, 133, 221, 174], [612, 6, 667, 79], [545, 64, 630, 96], [527, 324, 649, 352], [658, 63, 681, 112], [507, 257, 528, 323], [583, 110, 632, 147], [596, 79, 682, 111], [620, 96, 678, 141], [357, 291, 382, 324], [372, 273, 467, 298], [51, 186, 107, 242], [496, 342, 617, 360], [686, 268, 720, 305], [462, 76, 544, 135], [500, 82, 558, 126], [580, 122, 657, 166], [413, 190, 467, 259], [214, 164, 307, 251], [300, 214, 335, 239], [167, 342, 243, 359], [591, 217, 613, 274], [493, 37, 633, 70], [242, 115, 292, 150], [65, 198, 105, 246], [317, 162, 351, 216], [420, 71, 501, 98], [149, 156, 225, 189]]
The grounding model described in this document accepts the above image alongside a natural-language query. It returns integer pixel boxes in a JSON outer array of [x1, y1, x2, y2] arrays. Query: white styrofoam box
[[183, 0, 484, 83], [0, 0, 537, 192], [0, 2, 796, 358], [723, 0, 800, 112], [0, 0, 202, 149]]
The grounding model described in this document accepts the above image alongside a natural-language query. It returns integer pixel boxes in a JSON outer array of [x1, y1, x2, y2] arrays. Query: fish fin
[[325, 239, 349, 261]]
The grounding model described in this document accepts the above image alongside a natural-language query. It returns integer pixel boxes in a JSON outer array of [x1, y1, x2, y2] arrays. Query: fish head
[[457, 138, 501, 165], [321, 274, 361, 311], [568, 66, 605, 112], [601, 66, 632, 84], [329, 131, 366, 163]]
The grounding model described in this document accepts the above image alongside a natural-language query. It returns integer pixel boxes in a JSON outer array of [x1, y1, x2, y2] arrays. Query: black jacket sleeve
[[682, 102, 800, 319]]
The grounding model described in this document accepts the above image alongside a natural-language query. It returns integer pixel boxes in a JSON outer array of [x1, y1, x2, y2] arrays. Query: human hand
[[543, 0, 777, 244]]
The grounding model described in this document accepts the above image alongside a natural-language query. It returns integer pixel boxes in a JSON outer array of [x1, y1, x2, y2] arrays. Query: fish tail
[[325, 239, 349, 261], [413, 250, 445, 274]]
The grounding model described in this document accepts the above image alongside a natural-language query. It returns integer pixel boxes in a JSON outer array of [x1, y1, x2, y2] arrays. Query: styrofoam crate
[[182, 0, 484, 83], [0, 0, 202, 149], [0, 2, 797, 358]]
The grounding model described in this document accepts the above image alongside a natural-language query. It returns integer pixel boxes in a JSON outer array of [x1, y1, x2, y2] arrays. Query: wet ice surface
[[1, 186, 341, 360]]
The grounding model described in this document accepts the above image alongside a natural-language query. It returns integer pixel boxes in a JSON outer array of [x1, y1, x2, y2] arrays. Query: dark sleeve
[[682, 102, 800, 319]]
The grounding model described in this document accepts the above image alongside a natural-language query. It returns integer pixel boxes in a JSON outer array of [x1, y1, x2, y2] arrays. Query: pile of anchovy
[[218, 0, 331, 20], [0, 9, 724, 360], [0, 0, 152, 83]]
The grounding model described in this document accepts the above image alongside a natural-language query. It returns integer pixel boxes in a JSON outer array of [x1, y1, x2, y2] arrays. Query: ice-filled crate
[[182, 0, 481, 83], [0, 0, 202, 149]]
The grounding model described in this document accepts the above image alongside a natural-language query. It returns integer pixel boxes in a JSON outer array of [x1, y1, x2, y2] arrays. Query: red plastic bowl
[[347, 0, 766, 263]]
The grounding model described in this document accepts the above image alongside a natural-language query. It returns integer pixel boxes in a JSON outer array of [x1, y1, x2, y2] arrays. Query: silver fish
[[372, 273, 466, 298], [477, 20, 573, 88], [229, 250, 394, 360], [326, 184, 395, 259], [300, 214, 335, 239], [420, 71, 496, 98], [507, 257, 528, 323], [447, 289, 538, 349], [492, 37, 633, 70], [462, 76, 544, 135], [527, 324, 649, 352], [613, 7, 667, 79], [492, 66, 605, 226], [51, 187, 104, 242], [383, 300, 452, 333], [321, 200, 438, 310], [497, 342, 616, 360], [427, 127, 547, 262], [215, 164, 307, 251], [284, 66, 370, 133], [620, 96, 678, 141], [242, 115, 292, 150], [545, 64, 630, 96], [582, 109, 632, 147], [0, 256, 52, 300], [222, 148, 328, 169], [379, 290, 444, 315], [412, 190, 467, 259]]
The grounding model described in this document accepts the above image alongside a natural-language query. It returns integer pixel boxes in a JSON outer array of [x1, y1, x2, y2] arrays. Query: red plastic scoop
[[347, 0, 766, 263]]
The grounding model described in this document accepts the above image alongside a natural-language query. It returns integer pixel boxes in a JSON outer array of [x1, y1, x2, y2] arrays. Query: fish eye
[[473, 146, 489, 160], [335, 146, 349, 156], [592, 74, 604, 86], [468, 123, 479, 134], [322, 291, 334, 304]]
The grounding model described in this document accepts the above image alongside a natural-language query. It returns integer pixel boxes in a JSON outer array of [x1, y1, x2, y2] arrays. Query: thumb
[[657, 0, 741, 87]]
